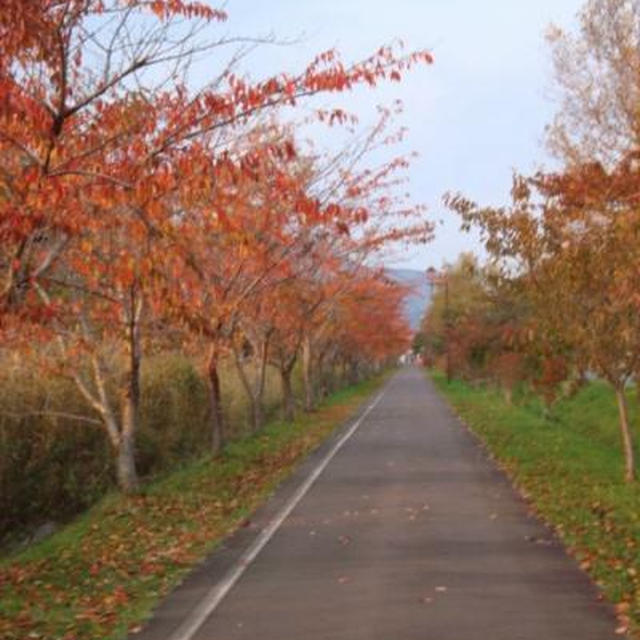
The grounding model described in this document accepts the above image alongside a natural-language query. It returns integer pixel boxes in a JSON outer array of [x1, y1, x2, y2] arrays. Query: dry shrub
[[0, 363, 111, 538]]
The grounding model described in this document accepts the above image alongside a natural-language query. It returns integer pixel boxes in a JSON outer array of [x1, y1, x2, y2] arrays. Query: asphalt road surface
[[137, 368, 617, 640]]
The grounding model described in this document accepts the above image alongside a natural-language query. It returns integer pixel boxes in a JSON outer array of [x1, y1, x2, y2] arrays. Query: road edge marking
[[167, 384, 389, 640]]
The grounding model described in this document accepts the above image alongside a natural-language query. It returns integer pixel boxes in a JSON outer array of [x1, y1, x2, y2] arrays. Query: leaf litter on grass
[[0, 376, 387, 640]]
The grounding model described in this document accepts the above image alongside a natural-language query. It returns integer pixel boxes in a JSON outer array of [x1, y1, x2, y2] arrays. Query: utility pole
[[444, 275, 451, 383], [426, 266, 452, 383]]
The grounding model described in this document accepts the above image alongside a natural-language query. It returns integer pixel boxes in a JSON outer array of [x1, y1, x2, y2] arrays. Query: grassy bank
[[431, 370, 640, 636], [0, 374, 388, 640]]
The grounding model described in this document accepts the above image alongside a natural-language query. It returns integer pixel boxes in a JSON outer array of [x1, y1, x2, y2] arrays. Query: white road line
[[167, 385, 389, 640]]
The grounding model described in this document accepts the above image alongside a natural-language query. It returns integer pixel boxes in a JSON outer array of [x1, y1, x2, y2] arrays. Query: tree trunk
[[233, 345, 257, 433], [340, 357, 350, 388], [68, 316, 141, 494], [316, 348, 329, 399], [280, 365, 295, 422], [117, 401, 139, 493], [328, 353, 341, 392], [252, 335, 271, 432], [251, 400, 264, 434], [348, 359, 359, 385], [207, 344, 224, 455], [233, 334, 270, 434], [116, 291, 143, 493], [302, 335, 314, 412], [615, 385, 635, 483]]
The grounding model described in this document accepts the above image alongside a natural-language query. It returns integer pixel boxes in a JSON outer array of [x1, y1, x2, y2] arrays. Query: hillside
[[386, 268, 431, 331]]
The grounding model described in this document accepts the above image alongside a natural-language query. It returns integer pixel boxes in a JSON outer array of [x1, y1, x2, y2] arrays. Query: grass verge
[[0, 374, 388, 640], [430, 370, 640, 637]]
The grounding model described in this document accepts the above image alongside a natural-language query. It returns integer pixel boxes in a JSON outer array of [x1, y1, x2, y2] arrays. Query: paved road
[[137, 368, 617, 640]]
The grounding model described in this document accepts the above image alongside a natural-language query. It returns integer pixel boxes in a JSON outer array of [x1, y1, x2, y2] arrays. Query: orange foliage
[[0, 1, 432, 490]]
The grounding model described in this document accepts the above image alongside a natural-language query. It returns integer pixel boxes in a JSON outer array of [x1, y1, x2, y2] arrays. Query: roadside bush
[[136, 354, 209, 476], [0, 372, 111, 538]]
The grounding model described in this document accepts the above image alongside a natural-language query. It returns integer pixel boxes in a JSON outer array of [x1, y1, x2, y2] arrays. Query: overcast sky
[[216, 0, 585, 271]]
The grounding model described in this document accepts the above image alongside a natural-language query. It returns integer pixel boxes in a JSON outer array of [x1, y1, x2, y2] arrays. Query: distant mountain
[[385, 268, 431, 332]]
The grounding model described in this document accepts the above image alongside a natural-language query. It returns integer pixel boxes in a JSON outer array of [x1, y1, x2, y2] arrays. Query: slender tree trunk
[[340, 357, 350, 388], [257, 337, 269, 402], [328, 353, 340, 392], [66, 307, 142, 493], [348, 358, 359, 385], [251, 401, 264, 434], [77, 355, 139, 492], [118, 398, 139, 493], [302, 335, 314, 412], [252, 334, 271, 432], [233, 334, 270, 433], [233, 345, 256, 432], [280, 365, 295, 422], [207, 344, 224, 454], [615, 385, 635, 483], [316, 348, 329, 399], [116, 290, 143, 493]]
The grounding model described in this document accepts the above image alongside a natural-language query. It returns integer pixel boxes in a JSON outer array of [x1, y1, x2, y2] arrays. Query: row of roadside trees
[[0, 1, 432, 499], [423, 0, 640, 483]]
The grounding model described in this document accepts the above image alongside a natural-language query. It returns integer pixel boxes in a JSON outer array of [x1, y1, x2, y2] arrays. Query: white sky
[[211, 0, 585, 270]]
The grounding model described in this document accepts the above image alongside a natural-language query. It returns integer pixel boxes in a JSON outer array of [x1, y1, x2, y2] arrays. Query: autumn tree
[[435, 0, 640, 483], [267, 281, 310, 421], [447, 164, 640, 482], [423, 255, 492, 380], [546, 0, 640, 166], [331, 269, 412, 379]]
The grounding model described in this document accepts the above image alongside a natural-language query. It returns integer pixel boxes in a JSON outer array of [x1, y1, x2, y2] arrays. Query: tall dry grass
[[0, 351, 322, 542]]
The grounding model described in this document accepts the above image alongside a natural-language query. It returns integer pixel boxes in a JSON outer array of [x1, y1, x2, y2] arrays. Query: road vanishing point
[[134, 368, 617, 640]]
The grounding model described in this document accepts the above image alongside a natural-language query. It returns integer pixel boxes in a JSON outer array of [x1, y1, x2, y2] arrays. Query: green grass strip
[[0, 375, 388, 640], [431, 370, 640, 637]]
